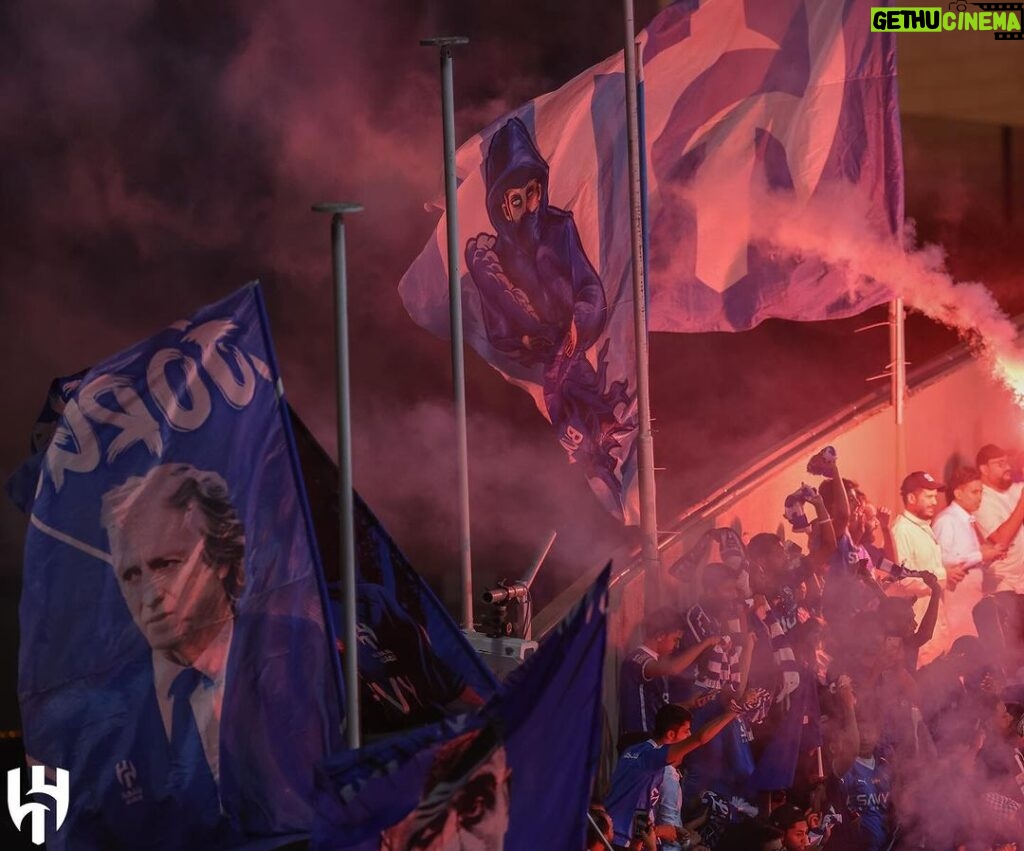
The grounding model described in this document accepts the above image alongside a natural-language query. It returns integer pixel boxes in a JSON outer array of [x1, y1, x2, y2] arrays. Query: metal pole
[[312, 201, 363, 749], [522, 531, 557, 591], [1002, 125, 1014, 224], [889, 298, 907, 494], [586, 811, 616, 851], [421, 36, 474, 631], [622, 0, 661, 599]]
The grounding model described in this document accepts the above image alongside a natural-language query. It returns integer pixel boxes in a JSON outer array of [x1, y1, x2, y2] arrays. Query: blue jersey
[[605, 740, 668, 846], [823, 533, 875, 624], [618, 646, 669, 737], [841, 755, 892, 851], [831, 532, 872, 576]]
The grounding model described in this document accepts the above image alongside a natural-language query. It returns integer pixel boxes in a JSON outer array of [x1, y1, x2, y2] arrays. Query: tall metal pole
[[890, 298, 907, 496], [312, 201, 363, 748], [622, 0, 661, 598], [1001, 125, 1014, 224], [421, 36, 475, 631]]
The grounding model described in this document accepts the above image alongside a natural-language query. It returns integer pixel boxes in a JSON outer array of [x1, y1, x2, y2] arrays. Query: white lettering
[[40, 314, 277, 491], [356, 623, 379, 650], [45, 400, 100, 491], [147, 349, 212, 431], [368, 676, 422, 715], [78, 375, 163, 462], [184, 320, 257, 409], [560, 425, 584, 454]]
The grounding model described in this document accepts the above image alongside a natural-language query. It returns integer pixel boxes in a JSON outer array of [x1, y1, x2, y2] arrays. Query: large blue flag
[[399, 0, 902, 523], [311, 564, 610, 851], [16, 284, 344, 849], [11, 374, 499, 750]]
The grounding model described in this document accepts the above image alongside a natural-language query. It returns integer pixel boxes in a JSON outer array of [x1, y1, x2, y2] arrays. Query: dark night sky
[[1, 0, 1021, 737], [0, 0, 649, 597]]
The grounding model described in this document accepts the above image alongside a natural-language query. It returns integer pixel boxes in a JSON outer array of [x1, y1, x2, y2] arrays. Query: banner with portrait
[[16, 283, 344, 848]]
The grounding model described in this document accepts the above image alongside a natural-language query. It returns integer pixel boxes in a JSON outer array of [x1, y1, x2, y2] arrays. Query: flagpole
[[312, 201, 363, 749], [890, 298, 907, 494], [636, 39, 650, 309], [622, 0, 661, 598], [421, 36, 475, 631]]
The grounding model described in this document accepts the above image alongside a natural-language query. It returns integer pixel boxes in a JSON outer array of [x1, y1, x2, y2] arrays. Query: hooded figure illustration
[[465, 118, 634, 513]]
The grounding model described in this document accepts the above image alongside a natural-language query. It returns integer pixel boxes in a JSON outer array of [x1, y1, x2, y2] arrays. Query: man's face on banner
[[381, 744, 510, 851], [109, 495, 230, 659]]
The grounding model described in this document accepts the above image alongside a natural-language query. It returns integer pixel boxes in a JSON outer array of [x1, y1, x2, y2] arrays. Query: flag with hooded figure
[[14, 284, 344, 849], [311, 564, 610, 851], [399, 0, 902, 523]]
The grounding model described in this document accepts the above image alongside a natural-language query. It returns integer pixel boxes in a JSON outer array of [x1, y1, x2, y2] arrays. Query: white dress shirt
[[932, 501, 985, 639], [932, 501, 982, 569]]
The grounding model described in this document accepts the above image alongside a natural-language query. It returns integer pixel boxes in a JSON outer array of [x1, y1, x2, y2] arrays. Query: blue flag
[[5, 371, 87, 514], [11, 373, 499, 752], [311, 564, 610, 851], [349, 492, 500, 733], [642, 0, 902, 331], [749, 674, 821, 791], [283, 417, 500, 736], [16, 284, 344, 849], [399, 0, 902, 523]]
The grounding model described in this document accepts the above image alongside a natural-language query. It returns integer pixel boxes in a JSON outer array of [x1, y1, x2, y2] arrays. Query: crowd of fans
[[591, 444, 1024, 851]]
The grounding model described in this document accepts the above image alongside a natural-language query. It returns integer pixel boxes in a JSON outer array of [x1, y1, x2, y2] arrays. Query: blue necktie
[[168, 667, 220, 824]]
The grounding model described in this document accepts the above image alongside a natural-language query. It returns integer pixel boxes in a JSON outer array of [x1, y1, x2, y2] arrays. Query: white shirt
[[932, 501, 983, 569], [932, 501, 985, 639], [153, 619, 233, 783], [890, 511, 948, 665], [976, 482, 1024, 592], [891, 511, 946, 585]]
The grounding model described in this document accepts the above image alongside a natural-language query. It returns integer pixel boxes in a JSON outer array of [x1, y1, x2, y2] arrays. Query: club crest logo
[[7, 765, 69, 846]]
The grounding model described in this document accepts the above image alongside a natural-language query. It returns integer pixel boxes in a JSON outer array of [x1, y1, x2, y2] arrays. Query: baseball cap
[[900, 471, 944, 496]]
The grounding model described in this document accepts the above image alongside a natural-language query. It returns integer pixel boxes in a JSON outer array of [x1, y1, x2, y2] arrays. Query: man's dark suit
[[24, 613, 343, 850]]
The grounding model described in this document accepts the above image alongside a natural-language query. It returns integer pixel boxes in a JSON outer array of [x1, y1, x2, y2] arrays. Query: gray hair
[[101, 464, 246, 604]]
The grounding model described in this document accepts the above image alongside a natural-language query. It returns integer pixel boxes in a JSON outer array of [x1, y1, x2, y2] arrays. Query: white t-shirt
[[976, 482, 1024, 593]]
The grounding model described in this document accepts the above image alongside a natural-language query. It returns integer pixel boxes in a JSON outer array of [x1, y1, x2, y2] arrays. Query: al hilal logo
[[7, 766, 69, 846]]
